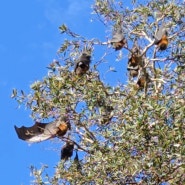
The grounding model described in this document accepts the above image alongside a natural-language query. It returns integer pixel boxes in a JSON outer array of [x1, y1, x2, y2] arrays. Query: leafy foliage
[[13, 0, 185, 184]]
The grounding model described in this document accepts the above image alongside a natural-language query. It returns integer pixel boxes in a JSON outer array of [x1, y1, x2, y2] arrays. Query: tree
[[12, 0, 185, 184]]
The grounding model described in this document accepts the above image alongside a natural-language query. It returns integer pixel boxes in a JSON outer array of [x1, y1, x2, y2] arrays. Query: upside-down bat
[[74, 52, 91, 76], [154, 25, 168, 50], [61, 141, 74, 160], [127, 40, 142, 77], [14, 117, 70, 143], [137, 72, 150, 89], [110, 27, 127, 51]]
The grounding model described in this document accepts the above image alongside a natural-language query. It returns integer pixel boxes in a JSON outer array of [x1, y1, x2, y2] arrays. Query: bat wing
[[14, 121, 60, 143], [111, 27, 124, 43], [111, 33, 124, 43], [14, 122, 46, 140], [155, 25, 167, 44]]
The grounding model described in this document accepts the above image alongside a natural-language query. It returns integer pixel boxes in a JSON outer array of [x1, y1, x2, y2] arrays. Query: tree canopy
[[13, 0, 185, 184]]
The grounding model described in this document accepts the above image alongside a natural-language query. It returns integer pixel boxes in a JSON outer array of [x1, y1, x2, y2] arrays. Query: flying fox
[[110, 27, 127, 50], [74, 52, 91, 76], [14, 117, 70, 143], [154, 25, 168, 50]]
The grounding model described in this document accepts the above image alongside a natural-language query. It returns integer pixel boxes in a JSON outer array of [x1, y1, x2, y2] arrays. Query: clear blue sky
[[0, 1, 93, 184], [0, 0, 128, 184]]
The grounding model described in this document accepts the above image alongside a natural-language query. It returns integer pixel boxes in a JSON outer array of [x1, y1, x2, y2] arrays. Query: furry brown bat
[[137, 73, 150, 89], [154, 25, 168, 50], [127, 40, 142, 77], [74, 52, 91, 76], [110, 27, 127, 51]]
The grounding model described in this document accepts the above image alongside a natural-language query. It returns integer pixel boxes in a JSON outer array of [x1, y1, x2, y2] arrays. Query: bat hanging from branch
[[110, 27, 127, 51], [154, 24, 168, 50], [127, 40, 143, 78], [14, 117, 71, 143], [74, 52, 91, 76], [137, 72, 150, 89], [61, 141, 74, 161]]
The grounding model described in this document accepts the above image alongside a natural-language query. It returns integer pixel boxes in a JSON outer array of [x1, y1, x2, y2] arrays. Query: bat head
[[79, 52, 91, 65], [74, 52, 91, 76], [55, 116, 71, 137]]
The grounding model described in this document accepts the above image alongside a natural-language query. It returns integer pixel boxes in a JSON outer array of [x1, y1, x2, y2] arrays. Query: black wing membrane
[[14, 121, 61, 143], [14, 122, 46, 141]]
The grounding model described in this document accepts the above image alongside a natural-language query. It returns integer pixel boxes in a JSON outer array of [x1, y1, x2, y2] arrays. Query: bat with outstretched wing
[[14, 118, 70, 143]]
